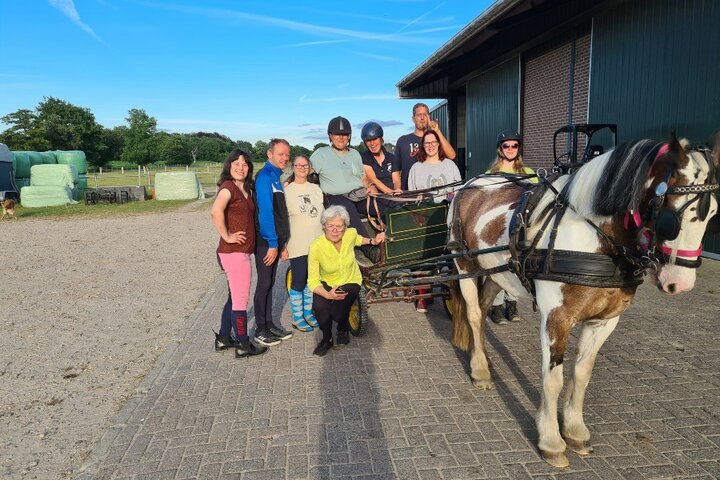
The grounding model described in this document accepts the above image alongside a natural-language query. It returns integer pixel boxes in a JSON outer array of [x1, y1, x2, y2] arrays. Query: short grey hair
[[321, 205, 350, 227]]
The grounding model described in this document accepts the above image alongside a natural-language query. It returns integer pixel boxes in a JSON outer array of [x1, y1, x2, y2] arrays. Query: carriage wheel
[[348, 286, 368, 337]]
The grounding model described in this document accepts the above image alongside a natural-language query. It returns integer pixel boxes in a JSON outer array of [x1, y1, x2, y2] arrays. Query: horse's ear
[[668, 131, 687, 167]]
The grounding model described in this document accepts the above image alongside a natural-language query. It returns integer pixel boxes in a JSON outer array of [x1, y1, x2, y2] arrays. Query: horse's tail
[[449, 279, 473, 352]]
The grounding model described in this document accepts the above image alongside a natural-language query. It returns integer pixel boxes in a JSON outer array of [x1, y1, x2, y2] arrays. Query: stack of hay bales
[[154, 171, 205, 200], [55, 151, 88, 199], [14, 150, 89, 206], [21, 163, 79, 207]]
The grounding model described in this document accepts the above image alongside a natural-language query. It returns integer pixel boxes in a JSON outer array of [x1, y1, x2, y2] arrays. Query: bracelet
[[369, 238, 375, 246]]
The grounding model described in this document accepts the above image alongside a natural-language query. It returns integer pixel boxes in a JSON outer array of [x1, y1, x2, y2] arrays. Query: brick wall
[[521, 34, 590, 170]]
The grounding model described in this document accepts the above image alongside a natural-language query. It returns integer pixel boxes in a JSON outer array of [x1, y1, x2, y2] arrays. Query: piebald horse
[[447, 134, 719, 468]]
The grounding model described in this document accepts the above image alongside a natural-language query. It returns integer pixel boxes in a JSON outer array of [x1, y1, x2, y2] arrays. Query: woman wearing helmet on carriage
[[486, 129, 537, 324], [360, 121, 402, 220], [310, 116, 371, 233]]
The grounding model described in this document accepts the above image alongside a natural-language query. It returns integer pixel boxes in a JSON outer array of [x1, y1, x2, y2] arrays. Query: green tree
[[37, 97, 105, 162], [160, 133, 191, 165], [0, 109, 50, 150], [290, 145, 312, 159], [121, 109, 158, 166], [95, 126, 125, 168], [252, 140, 269, 163]]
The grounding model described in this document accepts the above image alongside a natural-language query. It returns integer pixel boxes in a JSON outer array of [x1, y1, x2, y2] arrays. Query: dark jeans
[[254, 244, 280, 331], [312, 282, 361, 344], [289, 255, 308, 291]]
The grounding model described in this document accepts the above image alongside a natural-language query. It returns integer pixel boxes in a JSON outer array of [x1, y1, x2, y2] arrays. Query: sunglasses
[[501, 143, 519, 150]]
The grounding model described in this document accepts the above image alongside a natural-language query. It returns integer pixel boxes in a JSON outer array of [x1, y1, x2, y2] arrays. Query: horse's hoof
[[541, 450, 570, 468], [472, 378, 493, 390], [565, 438, 593, 455]]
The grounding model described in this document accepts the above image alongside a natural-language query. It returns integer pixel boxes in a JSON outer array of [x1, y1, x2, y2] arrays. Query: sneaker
[[488, 305, 507, 325], [416, 298, 428, 313], [254, 328, 281, 346], [336, 330, 350, 346], [235, 341, 268, 358], [269, 325, 293, 340]]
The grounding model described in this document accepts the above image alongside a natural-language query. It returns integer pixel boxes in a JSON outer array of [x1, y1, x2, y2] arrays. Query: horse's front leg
[[536, 307, 573, 468], [458, 277, 501, 389], [561, 316, 619, 455]]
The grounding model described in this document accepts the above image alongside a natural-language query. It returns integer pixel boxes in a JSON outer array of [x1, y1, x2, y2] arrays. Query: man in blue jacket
[[253, 138, 293, 347]]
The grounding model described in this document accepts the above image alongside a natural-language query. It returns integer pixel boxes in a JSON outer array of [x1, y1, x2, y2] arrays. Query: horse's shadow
[[426, 309, 540, 445]]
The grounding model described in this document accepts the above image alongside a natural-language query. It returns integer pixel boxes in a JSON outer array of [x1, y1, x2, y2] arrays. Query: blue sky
[[0, 1, 491, 148]]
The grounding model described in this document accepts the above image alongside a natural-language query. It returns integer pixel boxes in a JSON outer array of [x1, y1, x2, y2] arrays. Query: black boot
[[313, 338, 334, 357], [235, 340, 268, 358], [488, 306, 507, 325], [213, 330, 235, 351], [505, 300, 521, 322]]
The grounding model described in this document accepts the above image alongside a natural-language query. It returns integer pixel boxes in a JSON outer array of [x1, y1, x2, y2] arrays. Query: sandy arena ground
[[0, 200, 220, 479]]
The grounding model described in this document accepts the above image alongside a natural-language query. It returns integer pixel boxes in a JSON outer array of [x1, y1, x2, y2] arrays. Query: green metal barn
[[397, 0, 720, 257]]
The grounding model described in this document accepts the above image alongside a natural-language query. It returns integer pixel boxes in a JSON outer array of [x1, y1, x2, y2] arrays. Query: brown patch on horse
[[546, 284, 638, 368]]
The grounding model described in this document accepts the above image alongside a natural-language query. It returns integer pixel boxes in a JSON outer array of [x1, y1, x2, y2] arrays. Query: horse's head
[[643, 133, 719, 294]]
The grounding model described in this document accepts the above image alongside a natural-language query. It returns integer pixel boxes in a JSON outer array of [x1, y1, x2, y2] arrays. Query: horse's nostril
[[667, 283, 677, 294]]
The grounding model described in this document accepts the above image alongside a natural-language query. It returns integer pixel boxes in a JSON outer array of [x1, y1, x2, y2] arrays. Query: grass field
[[9, 198, 207, 220], [85, 163, 266, 189]]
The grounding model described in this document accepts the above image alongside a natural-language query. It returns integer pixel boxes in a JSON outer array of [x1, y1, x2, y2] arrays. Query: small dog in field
[[1, 199, 17, 220]]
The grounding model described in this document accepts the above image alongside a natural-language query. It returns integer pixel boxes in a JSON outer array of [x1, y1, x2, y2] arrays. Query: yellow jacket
[[307, 228, 363, 291]]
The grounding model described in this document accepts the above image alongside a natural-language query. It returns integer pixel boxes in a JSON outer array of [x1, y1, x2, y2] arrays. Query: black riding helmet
[[327, 116, 351, 135], [361, 121, 384, 142], [496, 130, 522, 147]]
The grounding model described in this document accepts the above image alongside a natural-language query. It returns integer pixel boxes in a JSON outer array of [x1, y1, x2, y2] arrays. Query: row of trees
[[0, 97, 330, 168]]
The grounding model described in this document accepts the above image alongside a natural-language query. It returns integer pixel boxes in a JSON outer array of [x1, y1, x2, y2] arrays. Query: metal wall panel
[[466, 59, 520, 177], [589, 0, 720, 254], [429, 101, 449, 139]]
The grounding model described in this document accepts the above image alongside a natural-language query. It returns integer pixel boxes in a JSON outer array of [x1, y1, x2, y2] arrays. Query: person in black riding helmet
[[360, 121, 401, 218], [310, 116, 370, 233], [487, 129, 536, 324]]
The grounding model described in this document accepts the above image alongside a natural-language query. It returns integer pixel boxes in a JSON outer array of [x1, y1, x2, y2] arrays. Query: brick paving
[[77, 260, 720, 479]]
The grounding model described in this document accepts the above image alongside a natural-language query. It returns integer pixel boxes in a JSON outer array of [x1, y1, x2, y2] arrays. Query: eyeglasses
[[294, 164, 309, 169], [423, 141, 439, 146], [501, 143, 519, 150], [325, 224, 345, 232]]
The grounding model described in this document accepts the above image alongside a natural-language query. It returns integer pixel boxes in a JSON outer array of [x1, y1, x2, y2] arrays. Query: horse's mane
[[567, 139, 664, 218]]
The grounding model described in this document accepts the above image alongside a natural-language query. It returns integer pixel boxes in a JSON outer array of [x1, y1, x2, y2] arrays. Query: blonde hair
[[488, 146, 526, 173]]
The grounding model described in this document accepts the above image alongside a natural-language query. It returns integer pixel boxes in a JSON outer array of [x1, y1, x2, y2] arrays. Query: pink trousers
[[218, 252, 252, 310]]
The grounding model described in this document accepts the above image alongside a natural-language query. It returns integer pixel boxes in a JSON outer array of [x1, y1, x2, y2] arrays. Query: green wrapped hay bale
[[39, 151, 57, 164], [27, 152, 44, 166], [55, 150, 87, 174], [12, 152, 31, 178], [30, 164, 79, 188], [77, 175, 88, 189], [154, 171, 204, 200], [20, 185, 76, 207]]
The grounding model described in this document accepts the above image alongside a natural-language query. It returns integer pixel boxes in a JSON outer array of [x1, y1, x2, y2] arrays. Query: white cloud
[[47, 0, 105, 43]]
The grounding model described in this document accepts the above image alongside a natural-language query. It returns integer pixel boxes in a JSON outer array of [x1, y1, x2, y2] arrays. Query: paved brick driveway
[[78, 260, 720, 479]]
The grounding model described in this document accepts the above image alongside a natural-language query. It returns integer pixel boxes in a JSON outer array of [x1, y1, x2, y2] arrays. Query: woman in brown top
[[211, 149, 266, 357]]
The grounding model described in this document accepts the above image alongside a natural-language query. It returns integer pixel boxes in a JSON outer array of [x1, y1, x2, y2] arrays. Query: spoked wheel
[[348, 286, 369, 337]]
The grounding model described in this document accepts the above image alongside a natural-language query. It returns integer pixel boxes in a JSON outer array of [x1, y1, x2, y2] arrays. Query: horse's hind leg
[[458, 277, 501, 390], [562, 316, 619, 455]]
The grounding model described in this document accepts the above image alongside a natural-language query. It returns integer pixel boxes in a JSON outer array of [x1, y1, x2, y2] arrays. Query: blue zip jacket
[[255, 161, 289, 249]]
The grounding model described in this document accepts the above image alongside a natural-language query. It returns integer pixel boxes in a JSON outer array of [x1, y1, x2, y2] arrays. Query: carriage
[[288, 123, 620, 336]]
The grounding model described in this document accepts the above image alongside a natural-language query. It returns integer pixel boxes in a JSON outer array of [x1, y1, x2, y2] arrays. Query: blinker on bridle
[[646, 145, 719, 267]]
